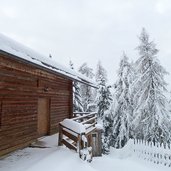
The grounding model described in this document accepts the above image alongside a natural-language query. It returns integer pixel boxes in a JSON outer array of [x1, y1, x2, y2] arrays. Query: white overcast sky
[[1, 0, 171, 88]]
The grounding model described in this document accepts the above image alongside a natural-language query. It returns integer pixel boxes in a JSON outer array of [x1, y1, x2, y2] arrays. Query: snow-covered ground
[[0, 134, 170, 171]]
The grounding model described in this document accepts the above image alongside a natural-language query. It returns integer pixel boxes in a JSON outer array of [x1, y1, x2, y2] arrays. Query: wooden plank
[[0, 121, 37, 132], [62, 129, 78, 142], [0, 139, 36, 156], [60, 124, 80, 134], [72, 112, 97, 121], [61, 139, 77, 151], [0, 54, 73, 82], [86, 127, 96, 135], [58, 124, 63, 146], [0, 53, 74, 156], [0, 133, 37, 148], [90, 130, 102, 157], [81, 116, 97, 124], [0, 131, 38, 149], [86, 122, 97, 130], [77, 134, 82, 153], [0, 76, 37, 87]]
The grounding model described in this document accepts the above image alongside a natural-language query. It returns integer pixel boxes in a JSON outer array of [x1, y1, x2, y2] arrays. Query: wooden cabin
[[0, 34, 96, 156]]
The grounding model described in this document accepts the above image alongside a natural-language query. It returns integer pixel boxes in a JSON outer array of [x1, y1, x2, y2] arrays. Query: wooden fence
[[58, 112, 97, 161], [131, 139, 171, 167]]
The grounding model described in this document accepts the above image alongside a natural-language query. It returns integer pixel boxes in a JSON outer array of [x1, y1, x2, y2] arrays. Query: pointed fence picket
[[131, 139, 171, 167]]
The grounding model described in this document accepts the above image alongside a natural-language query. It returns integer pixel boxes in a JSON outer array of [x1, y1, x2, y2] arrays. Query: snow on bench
[[61, 119, 86, 134], [58, 112, 98, 162]]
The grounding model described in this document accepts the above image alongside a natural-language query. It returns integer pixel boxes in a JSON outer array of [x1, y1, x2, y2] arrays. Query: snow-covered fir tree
[[111, 53, 132, 148], [95, 60, 108, 108], [99, 84, 113, 154], [133, 28, 171, 143], [127, 61, 137, 138], [69, 61, 83, 112], [78, 63, 95, 112], [102, 110, 114, 154], [168, 91, 171, 113], [96, 61, 107, 83], [95, 61, 112, 118], [96, 82, 112, 119], [94, 61, 113, 154]]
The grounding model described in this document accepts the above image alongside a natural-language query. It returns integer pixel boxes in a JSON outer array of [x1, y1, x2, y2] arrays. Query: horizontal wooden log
[[81, 116, 97, 124], [62, 129, 78, 142], [72, 112, 97, 121], [0, 54, 72, 82], [0, 132, 38, 150], [61, 139, 77, 151], [0, 139, 37, 156], [0, 53, 73, 156]]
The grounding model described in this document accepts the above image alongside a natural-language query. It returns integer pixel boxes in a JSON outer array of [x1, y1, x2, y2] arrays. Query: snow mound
[[95, 123, 103, 130], [110, 139, 133, 159]]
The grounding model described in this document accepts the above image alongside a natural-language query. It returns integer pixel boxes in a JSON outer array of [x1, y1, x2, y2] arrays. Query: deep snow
[[0, 134, 170, 171]]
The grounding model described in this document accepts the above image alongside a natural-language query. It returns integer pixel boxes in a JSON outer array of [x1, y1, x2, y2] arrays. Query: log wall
[[0, 53, 73, 156]]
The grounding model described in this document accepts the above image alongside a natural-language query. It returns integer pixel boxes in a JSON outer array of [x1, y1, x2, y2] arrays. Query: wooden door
[[37, 98, 50, 136]]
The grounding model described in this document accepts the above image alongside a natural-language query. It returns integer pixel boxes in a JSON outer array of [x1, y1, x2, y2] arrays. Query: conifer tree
[[69, 61, 83, 112], [96, 61, 107, 83], [95, 61, 112, 118], [97, 83, 112, 118], [133, 28, 171, 143], [102, 111, 113, 154], [78, 63, 95, 112], [94, 61, 113, 153], [112, 53, 132, 148]]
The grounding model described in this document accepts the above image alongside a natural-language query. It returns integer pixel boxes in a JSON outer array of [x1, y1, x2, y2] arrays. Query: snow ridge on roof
[[0, 33, 97, 87]]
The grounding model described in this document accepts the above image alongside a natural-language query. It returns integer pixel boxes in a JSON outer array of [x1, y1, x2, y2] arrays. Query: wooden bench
[[58, 112, 98, 161]]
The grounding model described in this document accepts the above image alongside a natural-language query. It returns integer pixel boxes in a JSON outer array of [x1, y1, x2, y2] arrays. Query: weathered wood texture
[[58, 112, 99, 157], [89, 129, 102, 157], [0, 53, 73, 156]]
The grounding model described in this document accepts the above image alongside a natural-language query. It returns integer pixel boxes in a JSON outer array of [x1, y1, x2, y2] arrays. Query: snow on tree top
[[0, 33, 97, 87]]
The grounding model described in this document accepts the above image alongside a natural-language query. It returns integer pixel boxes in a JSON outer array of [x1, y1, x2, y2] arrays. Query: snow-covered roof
[[0, 33, 97, 88]]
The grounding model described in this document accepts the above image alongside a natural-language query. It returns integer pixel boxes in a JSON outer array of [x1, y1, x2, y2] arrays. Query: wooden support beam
[[58, 124, 63, 146], [77, 134, 82, 153]]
